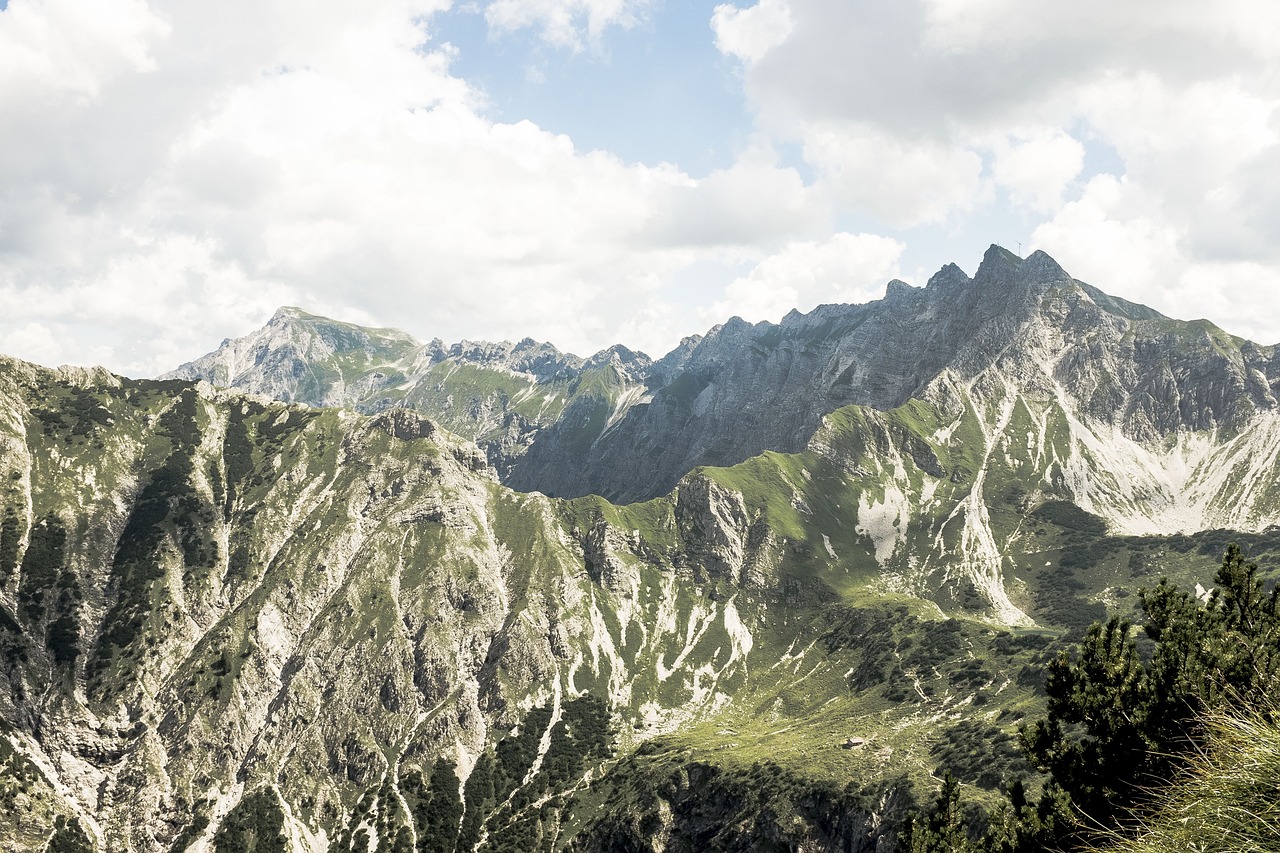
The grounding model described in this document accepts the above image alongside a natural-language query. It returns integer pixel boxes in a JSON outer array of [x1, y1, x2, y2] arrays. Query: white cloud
[[802, 122, 985, 227], [711, 0, 793, 63], [1033, 176, 1280, 346], [1031, 175, 1180, 294], [709, 0, 1280, 344], [7, 0, 1280, 377], [989, 129, 1085, 213], [484, 0, 649, 50], [709, 232, 905, 324], [0, 322, 65, 369], [0, 0, 169, 100], [645, 141, 822, 247], [0, 0, 704, 373], [1, 0, 850, 374], [1029, 174, 1280, 347]]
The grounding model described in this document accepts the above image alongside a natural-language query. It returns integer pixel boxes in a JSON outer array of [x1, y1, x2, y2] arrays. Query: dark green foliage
[[0, 732, 42, 813], [0, 508, 21, 585], [578, 753, 916, 853], [91, 389, 217, 681], [28, 385, 113, 448], [457, 753, 495, 851], [158, 387, 202, 446], [905, 544, 1280, 853], [493, 704, 554, 798], [989, 632, 1053, 656], [368, 780, 409, 852], [1031, 558, 1106, 631], [44, 815, 92, 853], [1019, 617, 1147, 838], [1031, 501, 1107, 536], [92, 459, 176, 662], [207, 461, 225, 515], [10, 513, 83, 666], [929, 721, 1025, 790], [540, 693, 613, 788], [220, 402, 316, 519], [821, 607, 994, 697], [0, 602, 24, 675], [980, 778, 1073, 853], [17, 515, 66, 621], [32, 406, 67, 437], [0, 603, 19, 635], [331, 788, 379, 851], [1025, 501, 1119, 629], [897, 772, 979, 853], [1057, 538, 1122, 571], [213, 788, 288, 853], [1021, 544, 1280, 842], [45, 612, 80, 666], [820, 606, 902, 689], [404, 759, 464, 853], [913, 619, 964, 667], [168, 809, 211, 853], [454, 695, 615, 852], [222, 404, 255, 516]]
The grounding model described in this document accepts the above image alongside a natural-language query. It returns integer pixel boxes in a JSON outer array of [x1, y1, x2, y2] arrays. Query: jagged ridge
[[169, 247, 1280, 507]]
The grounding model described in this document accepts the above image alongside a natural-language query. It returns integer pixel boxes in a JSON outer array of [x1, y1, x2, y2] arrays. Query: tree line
[[900, 544, 1280, 852]]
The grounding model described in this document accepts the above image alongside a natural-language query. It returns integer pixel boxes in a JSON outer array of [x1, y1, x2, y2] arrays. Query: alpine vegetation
[[2, 248, 1279, 851]]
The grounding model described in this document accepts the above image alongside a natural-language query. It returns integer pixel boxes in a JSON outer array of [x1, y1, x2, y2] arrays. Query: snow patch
[[856, 483, 909, 565]]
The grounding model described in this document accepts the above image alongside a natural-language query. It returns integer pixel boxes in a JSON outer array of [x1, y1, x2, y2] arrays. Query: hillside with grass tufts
[[3, 248, 1280, 851]]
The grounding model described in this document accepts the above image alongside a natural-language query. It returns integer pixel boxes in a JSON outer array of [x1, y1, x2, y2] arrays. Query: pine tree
[[904, 545, 1280, 853], [898, 772, 975, 853], [1017, 544, 1280, 848]]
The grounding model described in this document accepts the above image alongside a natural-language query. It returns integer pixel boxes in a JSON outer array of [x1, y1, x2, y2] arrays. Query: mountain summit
[[4, 245, 1280, 850], [171, 246, 1280, 507]]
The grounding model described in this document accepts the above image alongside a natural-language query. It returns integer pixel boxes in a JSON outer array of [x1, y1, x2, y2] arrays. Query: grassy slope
[[1090, 710, 1280, 853], [2, 358, 1277, 852]]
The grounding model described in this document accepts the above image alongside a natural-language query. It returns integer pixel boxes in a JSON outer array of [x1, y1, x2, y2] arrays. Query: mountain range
[[3, 245, 1279, 852]]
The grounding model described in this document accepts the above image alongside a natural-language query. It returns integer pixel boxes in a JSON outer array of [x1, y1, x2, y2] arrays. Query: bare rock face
[[165, 310, 655, 492], [528, 245, 1275, 503], [170, 247, 1279, 506], [674, 476, 753, 584], [10, 245, 1280, 852], [0, 360, 807, 852]]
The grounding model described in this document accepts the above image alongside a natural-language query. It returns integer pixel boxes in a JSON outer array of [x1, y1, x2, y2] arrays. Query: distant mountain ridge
[[164, 306, 664, 490], [6, 245, 1280, 850], [169, 245, 1280, 508]]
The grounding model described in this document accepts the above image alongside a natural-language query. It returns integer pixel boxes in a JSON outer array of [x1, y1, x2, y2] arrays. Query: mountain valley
[[3, 246, 1280, 851]]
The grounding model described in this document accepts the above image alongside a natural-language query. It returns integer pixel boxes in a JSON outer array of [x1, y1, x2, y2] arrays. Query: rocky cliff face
[[8, 246, 1280, 852], [4, 357, 1012, 852], [170, 248, 1280, 507], [165, 309, 655, 487]]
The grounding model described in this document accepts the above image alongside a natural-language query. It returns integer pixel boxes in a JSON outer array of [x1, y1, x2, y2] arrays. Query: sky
[[3, 0, 1280, 376]]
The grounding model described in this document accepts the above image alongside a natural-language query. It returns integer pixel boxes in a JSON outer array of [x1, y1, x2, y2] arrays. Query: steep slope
[[0, 356, 1045, 852], [4, 348, 1276, 852], [11, 246, 1280, 851], [170, 248, 1280, 507], [510, 247, 1280, 502], [165, 308, 657, 483]]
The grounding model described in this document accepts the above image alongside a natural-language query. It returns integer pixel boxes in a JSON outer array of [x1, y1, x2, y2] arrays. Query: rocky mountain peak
[[162, 249, 1280, 506], [1021, 248, 1071, 281], [585, 344, 653, 378], [884, 279, 920, 302], [268, 305, 306, 324], [926, 261, 970, 290]]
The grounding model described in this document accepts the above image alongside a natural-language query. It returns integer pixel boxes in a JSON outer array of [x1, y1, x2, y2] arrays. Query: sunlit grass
[[1094, 708, 1280, 853]]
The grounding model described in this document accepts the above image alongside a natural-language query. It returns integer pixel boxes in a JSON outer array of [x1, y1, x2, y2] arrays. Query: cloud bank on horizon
[[2, 0, 1279, 375]]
